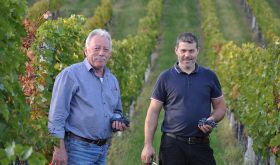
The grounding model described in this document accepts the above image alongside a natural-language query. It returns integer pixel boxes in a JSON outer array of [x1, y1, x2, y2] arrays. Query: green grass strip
[[215, 0, 252, 44], [59, 0, 100, 18], [266, 0, 280, 19], [111, 0, 149, 39]]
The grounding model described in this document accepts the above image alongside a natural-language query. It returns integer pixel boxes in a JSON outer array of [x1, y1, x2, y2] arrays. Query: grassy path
[[267, 0, 280, 19], [59, 0, 100, 18], [215, 0, 252, 44], [158, 0, 201, 70], [110, 0, 149, 39]]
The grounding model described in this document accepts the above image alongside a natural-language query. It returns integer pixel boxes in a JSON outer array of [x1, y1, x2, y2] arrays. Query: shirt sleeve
[[210, 71, 222, 98], [113, 76, 123, 115], [48, 69, 78, 139], [151, 73, 166, 103]]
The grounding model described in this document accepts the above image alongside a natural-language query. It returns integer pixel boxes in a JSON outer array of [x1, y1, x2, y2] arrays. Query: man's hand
[[198, 117, 217, 134], [198, 123, 213, 134], [112, 120, 128, 132], [51, 146, 68, 165], [141, 144, 156, 164]]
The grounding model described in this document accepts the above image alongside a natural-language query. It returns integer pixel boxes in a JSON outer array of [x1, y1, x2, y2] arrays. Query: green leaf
[[5, 141, 15, 158], [270, 134, 280, 146], [0, 102, 9, 122], [23, 147, 33, 160], [28, 152, 48, 165]]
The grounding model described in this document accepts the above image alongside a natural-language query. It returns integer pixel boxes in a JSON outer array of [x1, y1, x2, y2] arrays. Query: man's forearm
[[144, 107, 161, 145], [211, 97, 227, 122], [144, 99, 162, 146], [144, 116, 158, 145], [209, 108, 226, 122]]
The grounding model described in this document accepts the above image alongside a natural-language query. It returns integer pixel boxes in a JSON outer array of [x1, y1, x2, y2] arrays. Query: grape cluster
[[198, 118, 217, 128]]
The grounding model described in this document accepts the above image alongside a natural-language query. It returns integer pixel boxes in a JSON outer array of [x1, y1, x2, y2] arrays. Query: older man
[[48, 29, 127, 165]]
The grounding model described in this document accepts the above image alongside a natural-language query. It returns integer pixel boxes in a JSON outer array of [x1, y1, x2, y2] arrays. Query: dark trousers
[[159, 134, 216, 165]]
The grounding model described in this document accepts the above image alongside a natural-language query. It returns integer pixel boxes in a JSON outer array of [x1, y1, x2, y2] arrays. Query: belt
[[66, 132, 107, 146], [165, 133, 209, 144]]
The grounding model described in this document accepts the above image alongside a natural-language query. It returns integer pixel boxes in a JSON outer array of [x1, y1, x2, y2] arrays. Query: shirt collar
[[83, 58, 111, 76], [84, 58, 92, 71], [174, 62, 200, 74]]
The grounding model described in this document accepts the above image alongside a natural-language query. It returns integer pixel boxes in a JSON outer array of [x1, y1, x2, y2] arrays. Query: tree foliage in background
[[27, 0, 65, 25], [247, 0, 280, 45], [200, 0, 280, 163], [28, 15, 86, 159], [218, 41, 280, 163], [0, 0, 47, 164]]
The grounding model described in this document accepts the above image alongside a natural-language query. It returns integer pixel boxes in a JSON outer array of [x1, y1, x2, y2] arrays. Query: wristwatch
[[112, 113, 122, 119]]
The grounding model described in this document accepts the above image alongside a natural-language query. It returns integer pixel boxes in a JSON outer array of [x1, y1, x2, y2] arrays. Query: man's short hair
[[176, 32, 199, 49]]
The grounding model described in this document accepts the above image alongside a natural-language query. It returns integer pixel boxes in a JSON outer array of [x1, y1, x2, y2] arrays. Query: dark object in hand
[[110, 116, 130, 132], [145, 156, 157, 165], [198, 118, 217, 128]]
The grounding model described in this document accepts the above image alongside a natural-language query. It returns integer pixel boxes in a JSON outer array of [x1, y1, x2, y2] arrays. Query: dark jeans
[[159, 134, 216, 165]]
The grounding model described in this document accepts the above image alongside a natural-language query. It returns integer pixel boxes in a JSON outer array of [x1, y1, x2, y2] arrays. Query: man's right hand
[[51, 146, 68, 165], [141, 144, 156, 164]]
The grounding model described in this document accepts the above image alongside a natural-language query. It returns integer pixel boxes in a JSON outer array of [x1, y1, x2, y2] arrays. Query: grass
[[107, 69, 162, 165], [26, 0, 37, 6], [210, 116, 244, 165], [159, 0, 201, 70], [266, 0, 280, 19], [59, 0, 100, 18], [215, 0, 253, 44], [110, 0, 149, 39]]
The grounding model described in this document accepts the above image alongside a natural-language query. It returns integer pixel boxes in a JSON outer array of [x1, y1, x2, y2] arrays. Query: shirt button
[[103, 102, 106, 104]]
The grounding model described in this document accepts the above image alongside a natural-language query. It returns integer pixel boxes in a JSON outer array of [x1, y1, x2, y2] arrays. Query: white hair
[[85, 29, 112, 50]]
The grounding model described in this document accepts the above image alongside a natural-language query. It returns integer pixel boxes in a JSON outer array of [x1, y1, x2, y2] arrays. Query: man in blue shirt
[[48, 29, 127, 165], [141, 32, 227, 165]]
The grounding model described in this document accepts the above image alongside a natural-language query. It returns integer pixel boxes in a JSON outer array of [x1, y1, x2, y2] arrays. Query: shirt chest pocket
[[104, 85, 119, 108]]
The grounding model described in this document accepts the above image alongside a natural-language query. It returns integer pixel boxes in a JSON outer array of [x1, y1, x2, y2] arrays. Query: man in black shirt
[[141, 32, 227, 165]]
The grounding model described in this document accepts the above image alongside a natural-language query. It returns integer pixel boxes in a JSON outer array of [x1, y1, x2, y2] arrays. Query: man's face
[[175, 42, 199, 69], [84, 35, 112, 70]]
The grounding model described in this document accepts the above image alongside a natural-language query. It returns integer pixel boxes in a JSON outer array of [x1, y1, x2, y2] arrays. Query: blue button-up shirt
[[48, 58, 122, 140]]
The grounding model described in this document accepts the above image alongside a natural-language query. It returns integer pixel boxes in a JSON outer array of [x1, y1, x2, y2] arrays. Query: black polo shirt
[[152, 63, 222, 137]]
